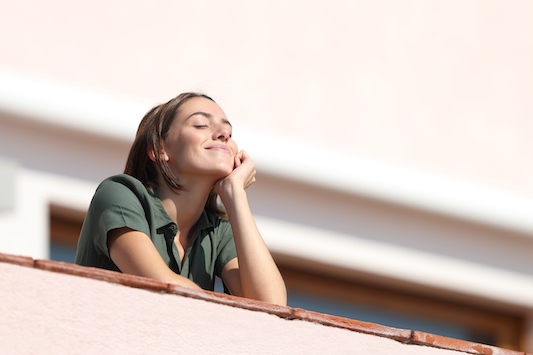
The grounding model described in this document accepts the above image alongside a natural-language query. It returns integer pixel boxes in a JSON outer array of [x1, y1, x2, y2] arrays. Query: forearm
[[223, 189, 287, 306], [153, 269, 203, 290], [108, 227, 202, 290]]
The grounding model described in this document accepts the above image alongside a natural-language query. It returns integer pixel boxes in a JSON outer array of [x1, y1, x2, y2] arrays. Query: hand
[[214, 150, 256, 200]]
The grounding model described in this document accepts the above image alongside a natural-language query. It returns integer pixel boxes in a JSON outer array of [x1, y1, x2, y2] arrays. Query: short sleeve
[[214, 220, 238, 277], [89, 177, 152, 258]]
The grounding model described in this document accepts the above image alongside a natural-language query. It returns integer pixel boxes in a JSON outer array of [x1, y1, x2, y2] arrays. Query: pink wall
[[0, 254, 521, 355], [1, 1, 533, 195]]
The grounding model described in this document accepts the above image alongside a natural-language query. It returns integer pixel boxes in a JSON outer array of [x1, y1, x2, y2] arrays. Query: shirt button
[[169, 224, 177, 232]]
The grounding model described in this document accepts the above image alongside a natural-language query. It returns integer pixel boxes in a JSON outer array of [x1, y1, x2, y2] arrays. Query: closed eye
[[194, 125, 209, 128]]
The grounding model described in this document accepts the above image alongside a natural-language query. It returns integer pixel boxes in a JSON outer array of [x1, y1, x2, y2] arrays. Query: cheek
[[230, 141, 239, 155]]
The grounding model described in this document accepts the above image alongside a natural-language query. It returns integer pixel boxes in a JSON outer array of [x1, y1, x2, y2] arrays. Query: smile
[[205, 144, 231, 155]]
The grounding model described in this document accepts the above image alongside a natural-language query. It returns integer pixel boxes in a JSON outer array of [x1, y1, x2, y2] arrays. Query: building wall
[[1, 0, 532, 194], [0, 258, 517, 355]]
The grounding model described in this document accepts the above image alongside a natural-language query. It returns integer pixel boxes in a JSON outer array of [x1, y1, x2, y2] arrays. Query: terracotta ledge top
[[1, 252, 527, 355]]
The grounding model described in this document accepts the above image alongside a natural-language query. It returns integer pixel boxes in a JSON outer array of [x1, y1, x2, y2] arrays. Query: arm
[[108, 227, 202, 290], [216, 151, 287, 306]]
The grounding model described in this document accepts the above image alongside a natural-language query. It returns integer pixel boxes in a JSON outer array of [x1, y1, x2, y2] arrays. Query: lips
[[205, 144, 231, 155]]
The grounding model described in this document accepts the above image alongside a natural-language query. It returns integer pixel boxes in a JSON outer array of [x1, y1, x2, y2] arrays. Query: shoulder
[[203, 208, 227, 227], [202, 208, 233, 238], [96, 174, 151, 199], [97, 174, 147, 193], [90, 174, 153, 211], [78, 175, 156, 262]]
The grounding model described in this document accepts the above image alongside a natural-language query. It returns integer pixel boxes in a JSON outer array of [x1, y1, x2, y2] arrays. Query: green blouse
[[75, 174, 237, 291]]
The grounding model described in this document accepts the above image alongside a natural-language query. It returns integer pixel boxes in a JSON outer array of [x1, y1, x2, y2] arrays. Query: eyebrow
[[187, 111, 232, 127]]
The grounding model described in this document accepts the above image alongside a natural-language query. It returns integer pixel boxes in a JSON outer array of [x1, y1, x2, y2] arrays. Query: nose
[[213, 124, 231, 141]]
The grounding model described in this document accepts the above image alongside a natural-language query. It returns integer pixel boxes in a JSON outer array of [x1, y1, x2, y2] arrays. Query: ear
[[148, 146, 169, 162]]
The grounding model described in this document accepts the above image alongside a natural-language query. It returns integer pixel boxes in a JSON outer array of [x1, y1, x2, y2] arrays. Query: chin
[[215, 165, 235, 177]]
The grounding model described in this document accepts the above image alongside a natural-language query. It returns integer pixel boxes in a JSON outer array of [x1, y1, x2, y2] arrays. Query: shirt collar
[[148, 185, 216, 232], [196, 209, 214, 231]]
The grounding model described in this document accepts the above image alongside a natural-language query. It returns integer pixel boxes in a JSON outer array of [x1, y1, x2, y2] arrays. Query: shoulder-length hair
[[124, 92, 226, 218]]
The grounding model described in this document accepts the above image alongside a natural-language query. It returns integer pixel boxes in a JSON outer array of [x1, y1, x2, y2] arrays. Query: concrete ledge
[[0, 252, 527, 355], [290, 308, 412, 343], [34, 259, 169, 293], [168, 283, 294, 319], [410, 331, 525, 355]]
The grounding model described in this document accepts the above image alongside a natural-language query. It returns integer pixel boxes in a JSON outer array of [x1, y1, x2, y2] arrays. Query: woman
[[75, 92, 287, 306]]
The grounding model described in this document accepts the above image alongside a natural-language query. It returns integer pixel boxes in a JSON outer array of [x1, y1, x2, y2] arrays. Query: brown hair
[[124, 92, 227, 218]]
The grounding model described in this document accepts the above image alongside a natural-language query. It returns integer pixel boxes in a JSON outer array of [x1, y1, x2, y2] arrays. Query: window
[[277, 260, 524, 351], [49, 204, 84, 263]]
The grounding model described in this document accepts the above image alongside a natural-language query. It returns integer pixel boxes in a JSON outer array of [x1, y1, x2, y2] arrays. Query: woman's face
[[161, 97, 238, 181]]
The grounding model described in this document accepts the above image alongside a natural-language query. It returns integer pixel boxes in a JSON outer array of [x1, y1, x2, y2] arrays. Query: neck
[[155, 174, 215, 236]]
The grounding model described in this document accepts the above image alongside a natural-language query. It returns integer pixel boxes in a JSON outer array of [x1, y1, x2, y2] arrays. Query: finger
[[234, 151, 245, 168], [239, 150, 249, 161]]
